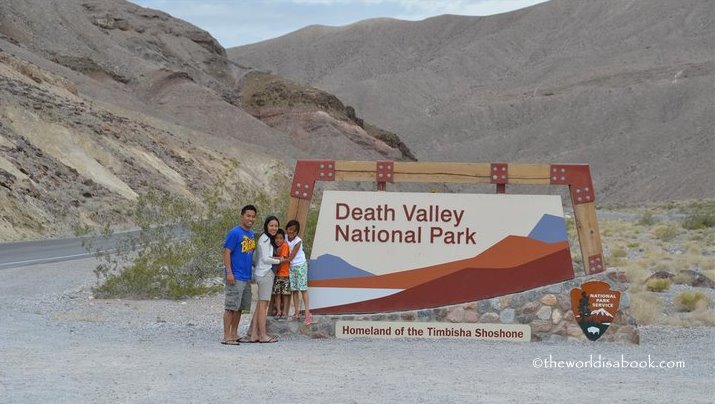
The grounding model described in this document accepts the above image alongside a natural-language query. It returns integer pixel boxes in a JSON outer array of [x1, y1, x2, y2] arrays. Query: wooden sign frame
[[286, 160, 604, 275]]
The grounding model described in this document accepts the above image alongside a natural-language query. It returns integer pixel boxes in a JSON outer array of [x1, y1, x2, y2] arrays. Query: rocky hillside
[[230, 0, 715, 204], [0, 0, 414, 241], [239, 71, 416, 161]]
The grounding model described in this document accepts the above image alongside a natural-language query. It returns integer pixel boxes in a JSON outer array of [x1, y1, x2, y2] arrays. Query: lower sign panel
[[335, 321, 531, 342]]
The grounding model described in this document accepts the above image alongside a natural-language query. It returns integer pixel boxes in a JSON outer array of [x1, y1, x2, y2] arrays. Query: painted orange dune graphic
[[312, 247, 574, 314], [309, 236, 571, 289]]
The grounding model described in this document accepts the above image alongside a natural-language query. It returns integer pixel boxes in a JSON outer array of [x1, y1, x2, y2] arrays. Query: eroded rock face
[[0, 0, 417, 240], [238, 71, 417, 162]]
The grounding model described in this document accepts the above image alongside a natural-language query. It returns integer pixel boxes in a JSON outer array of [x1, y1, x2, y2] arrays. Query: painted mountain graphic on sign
[[590, 308, 614, 317], [308, 254, 374, 280], [528, 214, 568, 243], [310, 236, 574, 314], [310, 236, 568, 289]]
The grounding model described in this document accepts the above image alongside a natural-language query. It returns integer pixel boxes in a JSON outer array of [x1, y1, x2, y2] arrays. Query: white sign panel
[[308, 191, 573, 314]]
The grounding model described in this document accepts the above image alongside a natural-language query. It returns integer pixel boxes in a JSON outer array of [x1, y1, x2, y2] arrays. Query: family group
[[221, 204, 312, 345]]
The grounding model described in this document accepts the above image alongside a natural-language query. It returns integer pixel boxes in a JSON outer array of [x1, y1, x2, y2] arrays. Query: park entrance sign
[[285, 160, 605, 317], [309, 191, 574, 314]]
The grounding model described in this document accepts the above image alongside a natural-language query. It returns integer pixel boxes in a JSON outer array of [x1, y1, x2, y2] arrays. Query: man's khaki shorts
[[225, 279, 251, 312]]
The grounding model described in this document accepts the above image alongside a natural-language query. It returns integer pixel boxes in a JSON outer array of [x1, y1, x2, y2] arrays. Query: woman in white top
[[245, 215, 287, 343]]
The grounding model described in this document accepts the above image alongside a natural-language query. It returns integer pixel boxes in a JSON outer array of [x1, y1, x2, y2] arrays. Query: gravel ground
[[1, 258, 714, 403]]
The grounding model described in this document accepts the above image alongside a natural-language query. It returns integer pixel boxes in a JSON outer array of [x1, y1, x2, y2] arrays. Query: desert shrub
[[637, 210, 656, 226], [674, 291, 712, 312], [652, 224, 678, 242], [619, 261, 648, 283], [672, 271, 692, 285], [682, 212, 715, 230], [630, 289, 663, 325], [626, 242, 640, 248], [645, 278, 671, 292], [86, 177, 288, 299], [610, 248, 627, 258], [681, 200, 715, 230]]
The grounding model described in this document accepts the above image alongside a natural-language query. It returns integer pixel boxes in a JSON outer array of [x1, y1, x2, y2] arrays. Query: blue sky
[[131, 0, 548, 48]]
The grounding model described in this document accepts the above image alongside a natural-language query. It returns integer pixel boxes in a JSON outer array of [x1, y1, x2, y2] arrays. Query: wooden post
[[573, 202, 604, 275]]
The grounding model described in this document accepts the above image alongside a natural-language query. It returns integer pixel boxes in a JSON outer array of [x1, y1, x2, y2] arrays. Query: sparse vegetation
[[681, 200, 715, 230], [645, 278, 672, 292], [629, 288, 663, 325], [674, 291, 712, 312], [596, 200, 715, 326], [652, 224, 678, 242], [637, 210, 656, 226], [672, 271, 693, 285], [611, 248, 627, 258], [82, 172, 289, 299]]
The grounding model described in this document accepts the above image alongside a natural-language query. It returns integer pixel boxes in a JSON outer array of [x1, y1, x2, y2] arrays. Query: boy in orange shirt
[[271, 229, 291, 319]]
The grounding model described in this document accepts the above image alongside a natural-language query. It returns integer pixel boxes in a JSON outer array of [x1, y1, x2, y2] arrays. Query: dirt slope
[[230, 0, 715, 203]]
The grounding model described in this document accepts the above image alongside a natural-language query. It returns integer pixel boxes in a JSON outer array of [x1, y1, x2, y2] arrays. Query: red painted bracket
[[490, 163, 508, 184], [549, 164, 595, 205], [587, 254, 604, 274], [291, 160, 335, 200], [376, 161, 394, 183]]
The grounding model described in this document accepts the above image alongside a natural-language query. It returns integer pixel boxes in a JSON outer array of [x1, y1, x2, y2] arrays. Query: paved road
[[0, 226, 191, 270], [0, 232, 135, 270]]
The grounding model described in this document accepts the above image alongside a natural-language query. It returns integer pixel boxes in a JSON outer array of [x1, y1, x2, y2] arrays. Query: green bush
[[680, 200, 715, 230], [645, 278, 671, 292], [674, 291, 712, 312], [682, 212, 715, 230], [637, 210, 656, 226], [86, 179, 288, 299]]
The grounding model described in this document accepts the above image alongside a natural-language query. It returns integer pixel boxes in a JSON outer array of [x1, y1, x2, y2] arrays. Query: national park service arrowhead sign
[[570, 281, 621, 341]]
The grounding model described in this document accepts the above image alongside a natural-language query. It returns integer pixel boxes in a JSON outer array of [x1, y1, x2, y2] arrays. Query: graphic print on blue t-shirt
[[224, 225, 255, 281]]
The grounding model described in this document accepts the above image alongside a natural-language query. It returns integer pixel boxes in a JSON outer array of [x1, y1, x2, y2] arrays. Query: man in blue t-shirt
[[221, 204, 257, 345]]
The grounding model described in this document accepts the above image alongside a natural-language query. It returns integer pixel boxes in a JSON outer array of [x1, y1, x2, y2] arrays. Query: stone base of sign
[[266, 270, 639, 344]]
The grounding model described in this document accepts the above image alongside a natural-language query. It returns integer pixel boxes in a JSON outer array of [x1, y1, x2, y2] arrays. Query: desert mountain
[[230, 0, 715, 203], [0, 0, 414, 241]]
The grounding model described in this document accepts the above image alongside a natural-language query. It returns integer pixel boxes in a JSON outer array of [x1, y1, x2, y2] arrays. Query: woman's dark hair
[[286, 219, 300, 233], [272, 228, 286, 248], [263, 215, 280, 243]]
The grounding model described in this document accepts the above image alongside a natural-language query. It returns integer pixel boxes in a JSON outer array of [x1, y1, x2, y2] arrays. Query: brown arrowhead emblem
[[570, 281, 620, 341]]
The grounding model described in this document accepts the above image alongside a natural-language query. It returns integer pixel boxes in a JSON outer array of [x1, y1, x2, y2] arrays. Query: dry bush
[[646, 278, 672, 292], [611, 248, 627, 258], [629, 288, 663, 325], [652, 224, 679, 242], [672, 272, 692, 285], [674, 291, 712, 312], [665, 310, 715, 327], [621, 262, 649, 284]]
